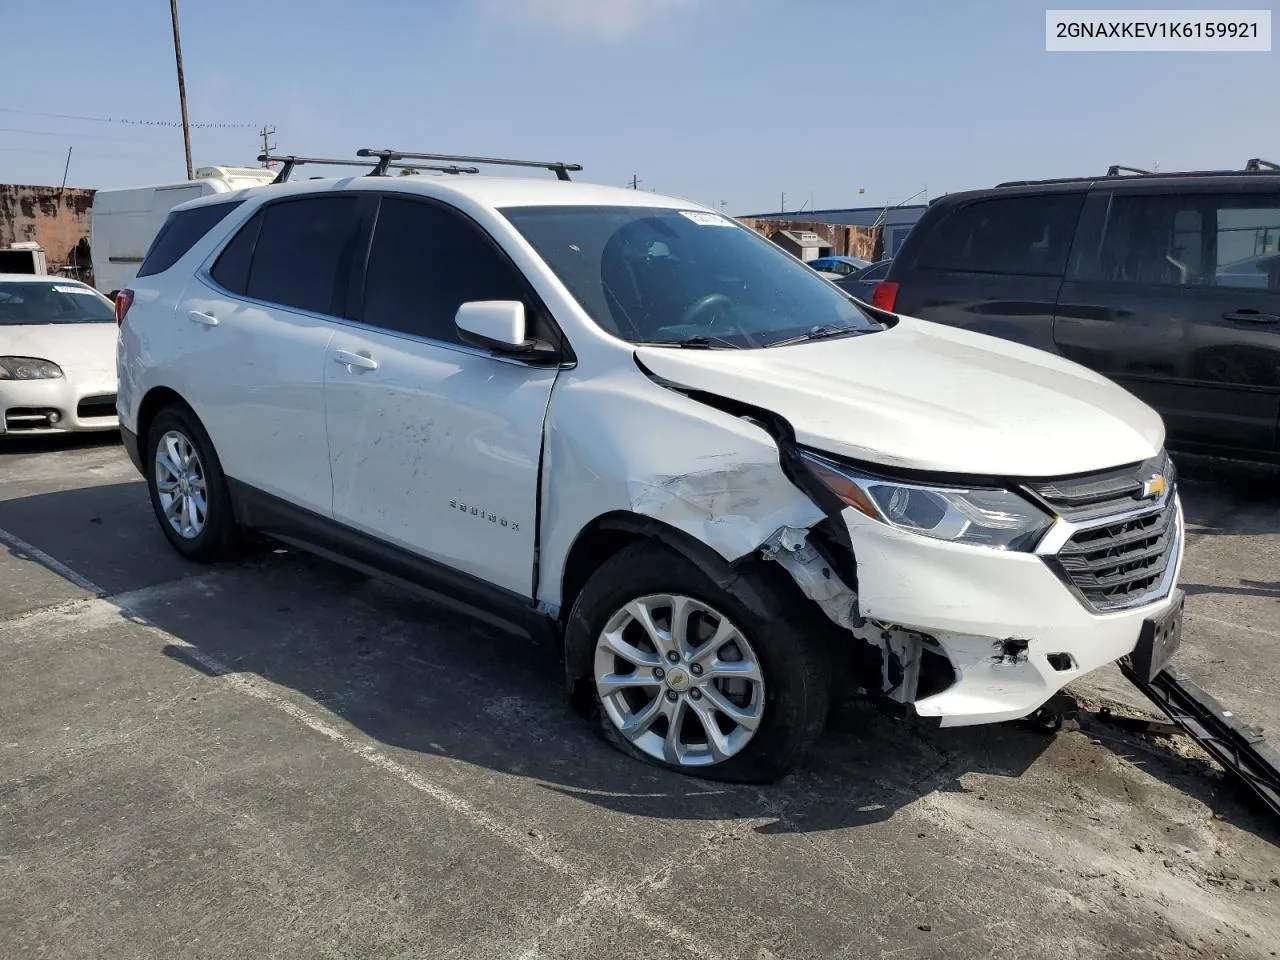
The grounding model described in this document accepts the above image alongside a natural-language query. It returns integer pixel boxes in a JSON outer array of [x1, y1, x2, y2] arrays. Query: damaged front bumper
[[766, 496, 1185, 728]]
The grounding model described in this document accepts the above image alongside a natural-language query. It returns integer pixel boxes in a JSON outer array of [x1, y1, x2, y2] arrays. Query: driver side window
[[360, 196, 533, 345]]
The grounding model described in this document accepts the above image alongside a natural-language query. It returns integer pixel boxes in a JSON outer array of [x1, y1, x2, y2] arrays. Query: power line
[[0, 144, 161, 160], [0, 126, 173, 143], [0, 106, 259, 129]]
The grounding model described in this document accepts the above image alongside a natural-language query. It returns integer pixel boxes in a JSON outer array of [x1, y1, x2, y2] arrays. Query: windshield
[[501, 205, 881, 348], [0, 281, 115, 325]]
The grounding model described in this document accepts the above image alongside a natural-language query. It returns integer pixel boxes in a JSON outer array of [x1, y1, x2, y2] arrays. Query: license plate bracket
[[1129, 590, 1185, 683]]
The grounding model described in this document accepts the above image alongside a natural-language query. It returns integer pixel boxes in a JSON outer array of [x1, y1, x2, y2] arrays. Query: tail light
[[114, 289, 135, 327], [871, 281, 899, 313]]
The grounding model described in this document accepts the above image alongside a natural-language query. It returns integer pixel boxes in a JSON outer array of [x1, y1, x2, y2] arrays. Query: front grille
[[77, 394, 117, 419], [1028, 451, 1181, 613], [1026, 451, 1173, 521], [1052, 500, 1179, 611]]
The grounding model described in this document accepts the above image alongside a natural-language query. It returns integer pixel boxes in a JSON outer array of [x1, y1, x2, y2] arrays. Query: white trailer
[[90, 166, 277, 297]]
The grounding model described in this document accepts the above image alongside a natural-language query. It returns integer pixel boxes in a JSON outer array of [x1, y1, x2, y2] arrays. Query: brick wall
[[0, 183, 96, 284]]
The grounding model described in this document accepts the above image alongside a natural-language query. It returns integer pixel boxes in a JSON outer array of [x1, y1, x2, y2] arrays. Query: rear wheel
[[145, 404, 242, 563], [567, 542, 831, 783]]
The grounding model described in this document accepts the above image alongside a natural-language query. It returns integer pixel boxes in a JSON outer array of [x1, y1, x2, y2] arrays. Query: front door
[[323, 194, 560, 596], [1054, 188, 1280, 456]]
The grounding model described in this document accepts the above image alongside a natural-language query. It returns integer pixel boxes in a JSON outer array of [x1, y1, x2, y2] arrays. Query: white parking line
[[0, 525, 727, 960], [0, 526, 107, 597], [169, 629, 726, 959]]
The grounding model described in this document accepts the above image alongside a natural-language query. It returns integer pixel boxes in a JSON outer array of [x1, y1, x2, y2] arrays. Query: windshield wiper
[[635, 335, 743, 350], [676, 335, 742, 349], [768, 324, 869, 348]]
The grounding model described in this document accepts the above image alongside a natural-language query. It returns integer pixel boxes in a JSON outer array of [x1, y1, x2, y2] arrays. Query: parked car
[[806, 255, 870, 278], [836, 258, 893, 301], [0, 275, 119, 436], [116, 154, 1184, 783], [873, 165, 1280, 464], [91, 165, 278, 299]]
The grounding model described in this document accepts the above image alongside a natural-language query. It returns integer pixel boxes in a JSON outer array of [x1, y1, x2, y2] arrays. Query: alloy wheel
[[155, 429, 208, 540], [594, 593, 765, 767]]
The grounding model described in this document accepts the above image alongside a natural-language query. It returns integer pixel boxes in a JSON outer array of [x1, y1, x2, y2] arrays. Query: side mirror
[[455, 300, 535, 353]]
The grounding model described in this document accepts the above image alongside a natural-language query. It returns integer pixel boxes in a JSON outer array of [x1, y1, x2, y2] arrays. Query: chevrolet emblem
[[1140, 473, 1167, 500]]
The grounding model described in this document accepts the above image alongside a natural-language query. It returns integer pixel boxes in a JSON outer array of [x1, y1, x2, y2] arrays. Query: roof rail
[[356, 148, 583, 181], [1106, 164, 1153, 177], [259, 154, 479, 184], [996, 162, 1280, 190]]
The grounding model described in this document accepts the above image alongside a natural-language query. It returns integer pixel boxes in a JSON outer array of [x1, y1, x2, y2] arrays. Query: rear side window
[[1072, 192, 1280, 290], [136, 200, 243, 279], [915, 194, 1084, 277], [1075, 194, 1205, 286], [210, 209, 264, 295], [245, 196, 362, 315], [361, 196, 528, 343]]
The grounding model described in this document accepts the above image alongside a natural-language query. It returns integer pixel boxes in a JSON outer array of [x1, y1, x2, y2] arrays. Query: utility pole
[[58, 146, 73, 195], [780, 191, 786, 213], [169, 0, 194, 179], [259, 126, 277, 167], [630, 174, 640, 189]]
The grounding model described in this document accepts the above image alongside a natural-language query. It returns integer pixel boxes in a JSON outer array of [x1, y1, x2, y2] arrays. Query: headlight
[[0, 357, 63, 380], [799, 450, 1053, 551]]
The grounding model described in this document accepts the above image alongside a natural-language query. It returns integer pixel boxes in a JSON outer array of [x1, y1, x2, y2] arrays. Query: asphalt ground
[[2, 434, 1278, 960]]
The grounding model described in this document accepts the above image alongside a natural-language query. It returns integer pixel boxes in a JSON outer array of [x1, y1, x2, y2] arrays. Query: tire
[[144, 403, 242, 563], [566, 541, 831, 784]]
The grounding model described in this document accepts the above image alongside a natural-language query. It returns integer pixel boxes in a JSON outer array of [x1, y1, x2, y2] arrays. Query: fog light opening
[[1047, 653, 1076, 673]]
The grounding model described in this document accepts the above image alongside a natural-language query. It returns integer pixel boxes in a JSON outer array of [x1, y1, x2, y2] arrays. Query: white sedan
[[0, 274, 119, 437]]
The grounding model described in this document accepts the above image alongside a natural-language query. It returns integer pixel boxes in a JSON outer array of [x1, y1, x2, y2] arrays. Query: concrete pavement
[[2, 436, 1277, 960]]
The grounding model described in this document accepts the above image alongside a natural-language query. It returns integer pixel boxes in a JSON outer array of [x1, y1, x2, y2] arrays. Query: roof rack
[[259, 153, 480, 185], [356, 148, 583, 181], [996, 160, 1280, 189], [1106, 164, 1153, 177]]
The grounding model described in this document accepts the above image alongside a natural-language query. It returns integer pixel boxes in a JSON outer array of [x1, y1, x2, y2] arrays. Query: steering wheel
[[679, 292, 733, 329]]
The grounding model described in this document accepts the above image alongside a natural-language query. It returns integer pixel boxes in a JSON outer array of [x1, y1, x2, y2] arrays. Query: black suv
[[873, 163, 1280, 463]]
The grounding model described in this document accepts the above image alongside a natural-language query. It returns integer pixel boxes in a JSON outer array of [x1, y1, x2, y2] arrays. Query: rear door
[[323, 193, 560, 596], [1053, 186, 1280, 455], [892, 191, 1084, 353], [176, 193, 367, 514]]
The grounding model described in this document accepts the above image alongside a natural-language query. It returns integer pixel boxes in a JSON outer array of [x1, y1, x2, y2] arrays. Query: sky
[[1, 0, 1275, 213]]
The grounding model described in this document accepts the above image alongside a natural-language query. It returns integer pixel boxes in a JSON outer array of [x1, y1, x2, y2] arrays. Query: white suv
[[116, 152, 1185, 783]]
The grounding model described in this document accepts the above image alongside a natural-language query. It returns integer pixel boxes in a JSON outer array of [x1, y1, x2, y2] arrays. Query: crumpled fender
[[537, 365, 823, 609]]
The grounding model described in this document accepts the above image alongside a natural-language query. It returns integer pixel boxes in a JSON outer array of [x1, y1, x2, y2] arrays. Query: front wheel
[[567, 542, 831, 783], [145, 404, 242, 563]]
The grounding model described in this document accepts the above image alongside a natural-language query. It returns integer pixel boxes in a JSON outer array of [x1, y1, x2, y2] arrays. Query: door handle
[[333, 349, 379, 372], [1223, 309, 1280, 325], [188, 311, 219, 327]]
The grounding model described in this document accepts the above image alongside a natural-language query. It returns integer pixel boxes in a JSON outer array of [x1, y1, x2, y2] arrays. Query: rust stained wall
[[738, 217, 882, 262], [0, 183, 96, 281]]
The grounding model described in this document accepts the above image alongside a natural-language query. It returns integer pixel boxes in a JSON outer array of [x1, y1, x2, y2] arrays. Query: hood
[[0, 322, 118, 382], [634, 316, 1165, 478]]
